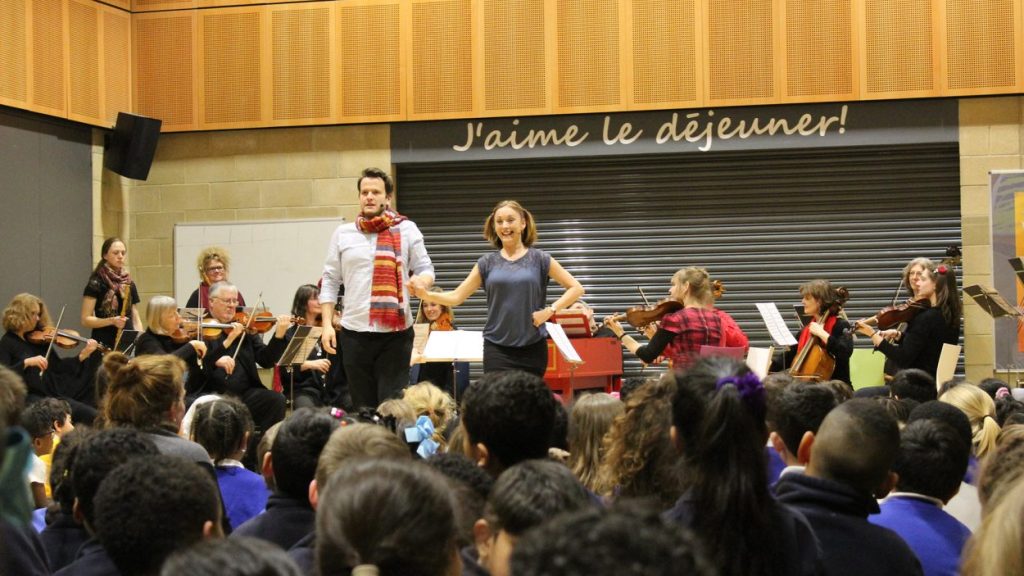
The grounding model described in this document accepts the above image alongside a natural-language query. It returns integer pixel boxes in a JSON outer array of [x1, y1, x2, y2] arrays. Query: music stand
[[277, 325, 323, 408], [963, 285, 1021, 319], [551, 311, 591, 337]]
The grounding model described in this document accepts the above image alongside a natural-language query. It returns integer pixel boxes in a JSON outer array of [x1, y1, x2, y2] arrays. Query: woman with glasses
[[186, 246, 248, 310]]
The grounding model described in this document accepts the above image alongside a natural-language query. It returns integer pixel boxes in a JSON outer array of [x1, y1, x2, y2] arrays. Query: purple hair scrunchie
[[715, 372, 766, 413]]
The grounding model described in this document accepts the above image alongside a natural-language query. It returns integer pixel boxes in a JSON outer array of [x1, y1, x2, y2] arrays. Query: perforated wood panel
[[632, 0, 697, 106], [68, 0, 101, 121], [785, 0, 853, 98], [339, 1, 402, 119], [0, 0, 27, 105], [411, 0, 473, 117], [200, 9, 262, 125], [132, 0, 195, 12], [271, 5, 330, 122], [946, 0, 1017, 91], [104, 8, 131, 123], [31, 0, 65, 113], [134, 13, 195, 129], [104, 0, 130, 9], [556, 0, 620, 109], [864, 0, 934, 95], [706, 0, 774, 102], [483, 0, 546, 112]]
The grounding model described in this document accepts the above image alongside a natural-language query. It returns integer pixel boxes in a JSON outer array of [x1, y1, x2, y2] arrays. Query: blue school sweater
[[869, 494, 971, 576], [216, 464, 270, 530]]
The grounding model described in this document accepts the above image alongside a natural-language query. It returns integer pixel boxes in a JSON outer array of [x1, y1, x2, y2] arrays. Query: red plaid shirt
[[660, 307, 724, 369]]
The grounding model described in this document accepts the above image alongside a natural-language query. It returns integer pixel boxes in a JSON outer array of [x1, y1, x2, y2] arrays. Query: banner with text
[[391, 99, 958, 163]]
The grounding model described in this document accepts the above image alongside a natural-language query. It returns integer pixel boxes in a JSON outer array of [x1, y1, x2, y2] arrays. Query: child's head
[[21, 400, 65, 456], [0, 364, 27, 427], [70, 428, 159, 530], [189, 397, 253, 464], [617, 377, 649, 404], [977, 424, 1024, 512], [101, 352, 187, 432], [567, 393, 623, 491], [940, 383, 1001, 458], [426, 453, 494, 548], [93, 455, 223, 576], [313, 423, 411, 505], [891, 369, 937, 403], [22, 397, 73, 441], [510, 506, 713, 576], [316, 459, 459, 576], [806, 398, 900, 497], [257, 421, 283, 491], [403, 383, 456, 430], [49, 427, 92, 514], [271, 408, 340, 503], [376, 399, 417, 432], [478, 459, 592, 576], [893, 419, 969, 503], [461, 370, 556, 475], [160, 537, 303, 576], [770, 383, 837, 465]]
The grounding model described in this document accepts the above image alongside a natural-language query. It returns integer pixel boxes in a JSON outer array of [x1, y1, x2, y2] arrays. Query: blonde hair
[[961, 476, 1024, 576], [145, 295, 178, 335], [2, 293, 49, 333], [483, 200, 538, 248], [101, 352, 186, 431], [403, 382, 456, 450], [941, 384, 1001, 458], [568, 393, 624, 491], [415, 287, 454, 324], [314, 423, 411, 490], [672, 267, 712, 303], [196, 246, 231, 281], [377, 399, 417, 429]]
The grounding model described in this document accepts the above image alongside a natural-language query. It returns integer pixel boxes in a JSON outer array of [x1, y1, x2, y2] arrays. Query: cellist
[[784, 280, 853, 385]]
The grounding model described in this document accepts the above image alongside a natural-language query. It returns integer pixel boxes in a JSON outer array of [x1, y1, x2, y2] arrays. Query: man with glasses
[[319, 167, 434, 409], [204, 282, 292, 445]]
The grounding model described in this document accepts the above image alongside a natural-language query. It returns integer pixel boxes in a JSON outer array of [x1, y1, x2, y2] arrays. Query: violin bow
[[113, 284, 131, 352], [231, 292, 263, 363], [638, 286, 651, 307], [42, 305, 67, 374], [196, 305, 205, 369]]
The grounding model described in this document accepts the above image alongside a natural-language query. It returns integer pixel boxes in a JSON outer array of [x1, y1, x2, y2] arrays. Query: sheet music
[[745, 346, 774, 379], [278, 325, 323, 366], [756, 303, 798, 347], [545, 322, 583, 364], [412, 324, 430, 353], [422, 330, 484, 362]]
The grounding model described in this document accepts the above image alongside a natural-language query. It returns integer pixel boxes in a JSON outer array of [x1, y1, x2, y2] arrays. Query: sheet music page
[[745, 346, 774, 379], [422, 330, 484, 362], [279, 325, 322, 366], [545, 322, 583, 363], [412, 324, 430, 353], [936, 343, 961, 386], [756, 303, 798, 347]]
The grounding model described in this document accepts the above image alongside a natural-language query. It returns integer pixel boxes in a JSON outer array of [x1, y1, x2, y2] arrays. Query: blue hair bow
[[405, 415, 440, 459]]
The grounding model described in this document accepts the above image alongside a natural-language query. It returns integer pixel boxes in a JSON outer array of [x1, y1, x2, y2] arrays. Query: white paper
[[745, 346, 774, 379], [421, 330, 484, 362], [545, 322, 583, 364], [936, 343, 961, 387], [756, 303, 799, 347]]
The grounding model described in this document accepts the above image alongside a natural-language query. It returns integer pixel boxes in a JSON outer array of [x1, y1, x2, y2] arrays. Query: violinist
[[782, 280, 853, 385], [0, 293, 100, 424], [134, 296, 209, 401], [855, 264, 961, 380], [603, 267, 722, 370], [279, 284, 344, 409], [411, 287, 465, 394], [203, 282, 290, 435], [412, 200, 583, 376], [879, 257, 933, 379], [186, 246, 247, 309], [80, 237, 142, 349]]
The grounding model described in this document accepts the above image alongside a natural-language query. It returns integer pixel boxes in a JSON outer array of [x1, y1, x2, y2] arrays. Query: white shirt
[[320, 219, 434, 332]]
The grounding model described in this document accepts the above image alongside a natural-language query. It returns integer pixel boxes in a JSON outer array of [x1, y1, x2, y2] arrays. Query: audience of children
[[567, 392, 622, 493], [939, 383, 1002, 459], [37, 428, 90, 571], [161, 537, 303, 576]]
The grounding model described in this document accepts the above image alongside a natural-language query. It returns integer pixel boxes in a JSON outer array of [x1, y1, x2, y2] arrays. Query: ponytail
[[976, 414, 1002, 459], [101, 353, 185, 431]]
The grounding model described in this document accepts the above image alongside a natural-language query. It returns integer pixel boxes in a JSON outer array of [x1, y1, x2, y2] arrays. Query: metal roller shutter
[[397, 143, 961, 379]]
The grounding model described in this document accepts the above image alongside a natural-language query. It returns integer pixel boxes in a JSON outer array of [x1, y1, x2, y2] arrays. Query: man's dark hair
[[875, 397, 914, 426], [773, 383, 837, 455], [811, 399, 900, 495], [461, 370, 556, 471], [907, 400, 973, 451], [890, 369, 937, 403], [20, 398, 71, 438], [485, 459, 591, 536], [270, 407, 339, 501], [510, 506, 713, 576], [357, 167, 394, 195], [94, 455, 221, 576], [70, 428, 159, 527], [893, 419, 969, 502], [427, 453, 495, 548], [160, 536, 303, 576]]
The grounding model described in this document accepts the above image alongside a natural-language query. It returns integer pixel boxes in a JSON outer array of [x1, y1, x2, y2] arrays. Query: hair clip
[[329, 407, 346, 420], [405, 415, 439, 459], [715, 372, 766, 413], [937, 265, 948, 275]]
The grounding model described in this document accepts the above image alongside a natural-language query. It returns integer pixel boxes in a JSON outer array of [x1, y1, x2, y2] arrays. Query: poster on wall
[[989, 171, 1024, 368]]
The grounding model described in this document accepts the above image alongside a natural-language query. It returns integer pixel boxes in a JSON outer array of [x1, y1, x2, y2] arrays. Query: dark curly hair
[[271, 407, 340, 501], [70, 428, 159, 526]]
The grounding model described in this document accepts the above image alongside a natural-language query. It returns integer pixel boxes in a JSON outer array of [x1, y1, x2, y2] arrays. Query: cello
[[789, 286, 849, 381]]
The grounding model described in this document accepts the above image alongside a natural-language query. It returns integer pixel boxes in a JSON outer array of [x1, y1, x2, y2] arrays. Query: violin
[[789, 286, 849, 382], [27, 327, 110, 353], [232, 309, 279, 334], [607, 299, 683, 330], [859, 298, 930, 331]]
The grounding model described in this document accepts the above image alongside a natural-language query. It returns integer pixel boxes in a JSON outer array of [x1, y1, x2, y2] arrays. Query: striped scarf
[[358, 210, 408, 330]]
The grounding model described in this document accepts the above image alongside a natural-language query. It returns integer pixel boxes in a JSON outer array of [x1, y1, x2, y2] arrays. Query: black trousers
[[483, 338, 549, 377], [340, 327, 414, 409]]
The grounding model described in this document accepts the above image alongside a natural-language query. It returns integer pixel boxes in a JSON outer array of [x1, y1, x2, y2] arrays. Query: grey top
[[146, 430, 211, 465], [478, 248, 551, 347]]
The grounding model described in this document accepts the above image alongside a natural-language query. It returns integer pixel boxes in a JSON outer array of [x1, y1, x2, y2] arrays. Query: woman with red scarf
[[785, 279, 854, 385], [81, 237, 141, 349]]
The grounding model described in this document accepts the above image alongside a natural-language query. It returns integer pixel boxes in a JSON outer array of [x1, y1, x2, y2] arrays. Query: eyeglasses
[[212, 297, 239, 305], [205, 265, 226, 273]]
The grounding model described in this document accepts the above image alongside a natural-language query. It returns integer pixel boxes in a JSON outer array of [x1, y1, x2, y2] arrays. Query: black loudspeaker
[[103, 112, 162, 180]]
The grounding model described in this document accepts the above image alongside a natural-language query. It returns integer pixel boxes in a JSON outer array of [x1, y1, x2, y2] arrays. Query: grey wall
[[0, 106, 93, 333]]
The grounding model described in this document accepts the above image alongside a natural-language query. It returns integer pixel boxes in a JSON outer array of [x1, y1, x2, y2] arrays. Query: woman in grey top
[[414, 200, 584, 376]]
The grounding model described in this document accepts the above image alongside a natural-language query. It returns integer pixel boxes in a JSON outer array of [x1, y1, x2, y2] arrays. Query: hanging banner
[[392, 99, 958, 163], [990, 171, 1024, 368]]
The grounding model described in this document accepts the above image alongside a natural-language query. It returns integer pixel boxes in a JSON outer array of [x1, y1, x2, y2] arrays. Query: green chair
[[849, 348, 887, 389]]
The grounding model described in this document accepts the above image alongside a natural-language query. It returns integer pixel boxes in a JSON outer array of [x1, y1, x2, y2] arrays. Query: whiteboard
[[174, 218, 342, 316]]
